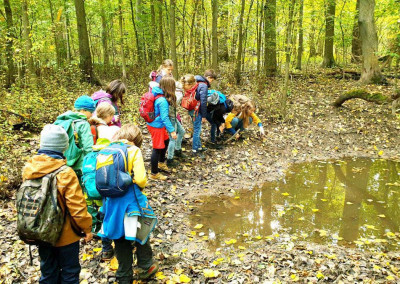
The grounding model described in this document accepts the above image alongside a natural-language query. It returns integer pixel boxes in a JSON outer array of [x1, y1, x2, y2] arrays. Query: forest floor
[[1, 71, 400, 283]]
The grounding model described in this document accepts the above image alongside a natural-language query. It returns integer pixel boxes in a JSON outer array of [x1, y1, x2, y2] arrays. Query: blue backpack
[[95, 142, 133, 198], [208, 90, 227, 105], [82, 139, 111, 200]]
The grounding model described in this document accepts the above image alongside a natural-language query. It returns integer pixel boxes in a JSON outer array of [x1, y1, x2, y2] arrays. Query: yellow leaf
[[316, 271, 324, 279], [378, 214, 386, 218], [82, 253, 93, 261], [93, 248, 102, 252], [321, 198, 327, 202], [346, 201, 353, 205], [180, 274, 191, 283], [386, 232, 396, 238], [312, 208, 319, 212], [242, 233, 249, 237], [234, 196, 240, 200], [80, 280, 88, 284], [194, 224, 204, 229], [319, 230, 327, 237], [281, 192, 290, 196], [378, 150, 384, 156], [386, 275, 395, 280], [225, 239, 237, 245], [238, 246, 246, 250], [298, 217, 305, 221], [203, 269, 220, 278], [156, 271, 166, 280], [190, 231, 196, 236], [109, 257, 118, 271], [255, 235, 262, 240], [181, 248, 188, 253], [290, 274, 299, 281]]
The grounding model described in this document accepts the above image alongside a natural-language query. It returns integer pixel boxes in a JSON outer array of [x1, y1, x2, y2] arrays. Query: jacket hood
[[151, 86, 164, 97], [56, 110, 87, 121], [22, 154, 66, 180], [195, 75, 210, 87], [91, 90, 112, 101]]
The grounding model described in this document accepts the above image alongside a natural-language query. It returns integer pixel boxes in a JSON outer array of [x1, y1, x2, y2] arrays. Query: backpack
[[54, 119, 83, 167], [16, 165, 68, 246], [95, 143, 133, 198], [82, 138, 111, 200], [150, 70, 158, 82], [90, 125, 98, 144], [181, 83, 199, 111], [225, 99, 234, 113], [139, 92, 164, 123]]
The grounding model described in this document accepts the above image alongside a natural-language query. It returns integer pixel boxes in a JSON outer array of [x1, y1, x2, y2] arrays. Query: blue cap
[[74, 95, 96, 113]]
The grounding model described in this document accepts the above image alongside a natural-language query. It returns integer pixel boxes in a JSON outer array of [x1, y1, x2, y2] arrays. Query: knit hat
[[39, 124, 69, 153], [74, 95, 96, 113]]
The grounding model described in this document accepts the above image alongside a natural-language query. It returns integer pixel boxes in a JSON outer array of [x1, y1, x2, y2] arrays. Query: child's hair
[[204, 69, 217, 79], [160, 76, 177, 107], [112, 123, 143, 147], [106, 79, 126, 105], [180, 74, 196, 86], [241, 101, 256, 128], [96, 102, 115, 120], [157, 59, 174, 73]]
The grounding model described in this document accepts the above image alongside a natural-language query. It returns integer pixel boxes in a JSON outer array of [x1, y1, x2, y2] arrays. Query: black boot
[[167, 158, 179, 168], [175, 149, 187, 159]]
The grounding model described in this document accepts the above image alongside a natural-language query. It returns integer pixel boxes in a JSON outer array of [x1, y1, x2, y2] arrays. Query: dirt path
[[2, 75, 400, 283]]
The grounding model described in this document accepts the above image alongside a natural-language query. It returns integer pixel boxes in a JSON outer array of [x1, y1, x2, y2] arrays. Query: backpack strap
[[90, 125, 98, 144]]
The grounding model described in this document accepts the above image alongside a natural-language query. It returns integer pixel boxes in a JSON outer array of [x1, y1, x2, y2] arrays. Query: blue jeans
[[38, 241, 80, 284], [205, 112, 218, 143], [189, 110, 202, 151], [168, 118, 185, 159], [231, 117, 253, 131]]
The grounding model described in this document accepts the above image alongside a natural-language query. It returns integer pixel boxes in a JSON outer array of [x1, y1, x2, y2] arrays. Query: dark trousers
[[114, 238, 153, 283], [38, 241, 80, 284], [150, 139, 169, 174]]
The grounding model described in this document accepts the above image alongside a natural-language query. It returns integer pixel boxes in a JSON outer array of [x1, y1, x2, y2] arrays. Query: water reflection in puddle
[[191, 158, 400, 250]]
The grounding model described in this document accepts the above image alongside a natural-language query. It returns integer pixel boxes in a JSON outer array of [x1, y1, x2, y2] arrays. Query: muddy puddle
[[191, 158, 400, 251]]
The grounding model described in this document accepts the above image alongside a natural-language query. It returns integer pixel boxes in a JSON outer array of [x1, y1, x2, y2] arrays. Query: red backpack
[[90, 125, 98, 144], [181, 83, 199, 111], [139, 92, 164, 123]]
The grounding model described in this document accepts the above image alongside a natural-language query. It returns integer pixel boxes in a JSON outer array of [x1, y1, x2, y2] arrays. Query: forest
[[0, 0, 400, 283]]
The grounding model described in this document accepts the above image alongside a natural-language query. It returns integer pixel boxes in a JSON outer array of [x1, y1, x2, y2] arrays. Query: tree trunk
[[4, 0, 15, 88], [333, 89, 390, 107], [118, 0, 126, 80], [295, 0, 304, 70], [309, 5, 316, 58], [264, 0, 277, 76], [49, 0, 67, 68], [150, 1, 156, 65], [242, 0, 254, 72], [234, 0, 246, 84], [73, 0, 98, 84], [322, 0, 336, 68], [100, 0, 109, 67], [282, 0, 296, 116], [170, 0, 178, 78], [256, 0, 264, 74], [129, 0, 140, 62], [188, 0, 200, 67], [22, 0, 35, 78], [351, 0, 362, 63], [359, 0, 385, 84], [64, 0, 72, 63], [158, 0, 166, 60], [211, 0, 218, 70]]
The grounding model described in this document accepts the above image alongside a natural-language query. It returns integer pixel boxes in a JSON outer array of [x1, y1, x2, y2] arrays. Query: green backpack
[[54, 119, 83, 167], [17, 165, 67, 246]]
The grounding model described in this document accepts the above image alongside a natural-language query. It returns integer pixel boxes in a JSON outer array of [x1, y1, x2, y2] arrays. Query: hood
[[89, 117, 107, 126], [56, 110, 87, 121], [151, 86, 164, 97], [22, 154, 66, 180], [91, 90, 112, 101], [195, 75, 210, 87]]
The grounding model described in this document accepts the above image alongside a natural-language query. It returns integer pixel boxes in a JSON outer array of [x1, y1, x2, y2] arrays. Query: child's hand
[[171, 132, 177, 140], [84, 232, 93, 243], [259, 126, 265, 136], [235, 133, 240, 140], [219, 124, 225, 132]]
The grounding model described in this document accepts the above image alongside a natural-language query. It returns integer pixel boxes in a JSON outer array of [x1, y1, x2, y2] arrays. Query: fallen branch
[[332, 89, 392, 107]]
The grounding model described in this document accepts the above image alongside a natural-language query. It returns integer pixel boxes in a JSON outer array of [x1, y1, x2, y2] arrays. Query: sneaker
[[166, 159, 178, 168], [175, 149, 187, 159], [101, 249, 114, 261], [191, 150, 205, 159], [158, 162, 171, 172], [149, 172, 168, 180], [137, 261, 159, 280], [198, 146, 208, 152], [206, 141, 223, 150]]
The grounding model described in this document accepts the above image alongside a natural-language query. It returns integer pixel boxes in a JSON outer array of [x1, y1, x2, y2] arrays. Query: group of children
[[18, 60, 264, 283]]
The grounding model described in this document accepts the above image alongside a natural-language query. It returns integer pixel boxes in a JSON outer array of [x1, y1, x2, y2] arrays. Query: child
[[89, 102, 120, 142], [98, 124, 159, 283], [146, 83, 177, 180], [91, 79, 126, 127], [225, 96, 265, 138], [205, 90, 229, 148], [22, 124, 92, 283], [159, 76, 186, 167], [154, 59, 174, 83], [181, 74, 208, 158], [54, 95, 95, 178]]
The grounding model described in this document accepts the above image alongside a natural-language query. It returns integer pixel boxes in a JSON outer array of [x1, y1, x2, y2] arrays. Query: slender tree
[[256, 0, 264, 74], [296, 0, 304, 70], [322, 0, 336, 67], [118, 0, 126, 80], [73, 0, 98, 84], [22, 0, 35, 77], [211, 0, 218, 70], [264, 0, 277, 76], [129, 0, 140, 61], [359, 0, 385, 84], [4, 0, 15, 88], [234, 0, 245, 84], [170, 0, 178, 78], [100, 0, 109, 67]]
